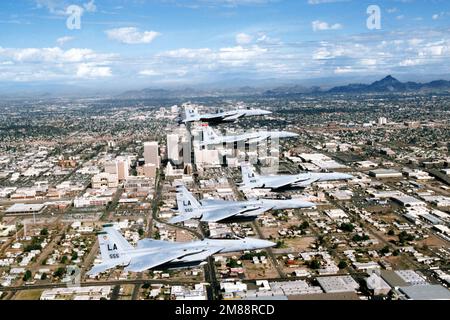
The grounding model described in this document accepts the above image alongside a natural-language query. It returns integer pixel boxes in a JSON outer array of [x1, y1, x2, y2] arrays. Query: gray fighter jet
[[183, 105, 271, 124], [168, 185, 315, 224], [240, 164, 353, 190], [87, 225, 275, 276], [200, 126, 298, 147]]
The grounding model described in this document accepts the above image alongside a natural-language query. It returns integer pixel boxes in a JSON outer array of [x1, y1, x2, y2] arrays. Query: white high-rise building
[[167, 134, 180, 165], [378, 117, 387, 125], [116, 156, 129, 181], [144, 141, 160, 168], [143, 163, 157, 179]]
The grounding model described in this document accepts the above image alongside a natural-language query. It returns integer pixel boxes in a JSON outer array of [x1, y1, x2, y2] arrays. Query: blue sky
[[0, 0, 450, 91]]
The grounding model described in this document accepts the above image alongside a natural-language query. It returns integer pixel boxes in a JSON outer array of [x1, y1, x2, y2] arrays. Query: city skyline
[[1, 0, 450, 94]]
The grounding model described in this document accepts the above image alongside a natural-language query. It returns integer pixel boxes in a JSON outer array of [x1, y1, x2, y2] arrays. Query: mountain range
[[117, 75, 450, 99]]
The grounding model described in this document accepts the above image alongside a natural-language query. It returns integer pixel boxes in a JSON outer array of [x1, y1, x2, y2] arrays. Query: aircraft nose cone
[[255, 239, 276, 248], [301, 201, 316, 208], [342, 173, 354, 180]]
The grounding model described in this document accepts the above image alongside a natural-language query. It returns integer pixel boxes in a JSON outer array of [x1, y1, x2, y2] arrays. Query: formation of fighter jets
[[89, 104, 353, 276], [168, 185, 315, 224]]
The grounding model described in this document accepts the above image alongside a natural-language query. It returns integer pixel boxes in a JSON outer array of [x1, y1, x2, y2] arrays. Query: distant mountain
[[115, 75, 450, 100], [118, 86, 265, 99], [328, 75, 450, 94], [262, 85, 322, 96]]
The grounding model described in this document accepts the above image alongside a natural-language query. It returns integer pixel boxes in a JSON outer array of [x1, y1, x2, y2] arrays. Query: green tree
[[40, 228, 49, 236], [300, 221, 310, 230], [275, 240, 287, 248], [227, 259, 240, 268], [23, 270, 32, 282], [71, 252, 78, 261], [338, 260, 348, 269], [308, 259, 321, 270], [387, 229, 395, 236], [61, 255, 68, 264], [339, 223, 355, 232], [380, 246, 390, 255], [41, 273, 48, 280], [352, 234, 369, 242], [53, 267, 65, 278]]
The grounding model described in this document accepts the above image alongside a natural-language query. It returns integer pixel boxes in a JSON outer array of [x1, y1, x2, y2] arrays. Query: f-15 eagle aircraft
[[87, 225, 275, 276], [168, 185, 315, 224], [183, 106, 271, 124], [240, 164, 353, 190], [200, 126, 298, 147]]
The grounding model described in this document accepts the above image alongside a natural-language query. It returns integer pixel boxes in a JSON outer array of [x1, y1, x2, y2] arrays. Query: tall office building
[[142, 163, 157, 179], [378, 117, 387, 125], [167, 134, 180, 165], [116, 156, 129, 181], [144, 141, 160, 168]]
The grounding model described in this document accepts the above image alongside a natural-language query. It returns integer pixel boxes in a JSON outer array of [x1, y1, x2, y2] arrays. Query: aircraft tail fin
[[185, 106, 199, 122], [88, 225, 133, 276], [201, 126, 220, 145], [176, 185, 202, 215], [240, 163, 261, 188], [98, 225, 133, 263]]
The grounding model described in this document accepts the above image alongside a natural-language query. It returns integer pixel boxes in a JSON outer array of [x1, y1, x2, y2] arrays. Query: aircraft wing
[[247, 133, 269, 144], [168, 212, 200, 224], [200, 111, 237, 122], [87, 262, 120, 276], [266, 175, 314, 189], [125, 250, 193, 273], [290, 177, 320, 188], [222, 113, 245, 121], [200, 206, 244, 222], [136, 239, 178, 249], [200, 199, 230, 206], [201, 205, 267, 222]]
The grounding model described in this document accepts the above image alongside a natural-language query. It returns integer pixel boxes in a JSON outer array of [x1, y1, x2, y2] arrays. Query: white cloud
[[159, 45, 267, 67], [57, 36, 74, 46], [334, 66, 356, 74], [76, 63, 112, 78], [387, 7, 398, 14], [399, 59, 421, 67], [105, 27, 160, 44], [308, 0, 348, 4], [236, 33, 253, 45], [1, 47, 115, 63], [0, 46, 116, 80], [360, 58, 377, 66], [139, 69, 161, 76], [432, 12, 449, 20], [312, 20, 342, 31]]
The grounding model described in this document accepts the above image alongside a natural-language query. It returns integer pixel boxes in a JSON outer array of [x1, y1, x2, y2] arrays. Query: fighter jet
[[168, 185, 315, 224], [200, 126, 298, 147], [240, 164, 353, 190], [87, 225, 275, 276], [183, 106, 271, 124]]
